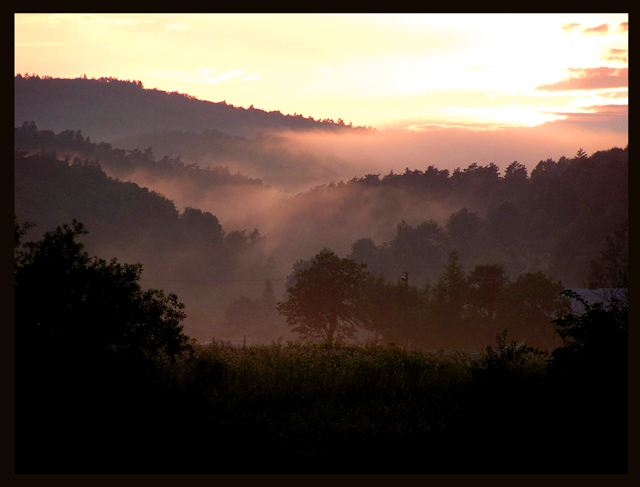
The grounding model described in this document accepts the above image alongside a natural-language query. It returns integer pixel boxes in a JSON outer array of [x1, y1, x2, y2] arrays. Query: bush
[[551, 290, 628, 377]]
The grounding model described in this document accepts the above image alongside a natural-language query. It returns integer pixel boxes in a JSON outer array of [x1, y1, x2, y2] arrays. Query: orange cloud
[[535, 67, 628, 91], [582, 23, 609, 35], [561, 23, 581, 33], [604, 49, 628, 63], [618, 22, 629, 32]]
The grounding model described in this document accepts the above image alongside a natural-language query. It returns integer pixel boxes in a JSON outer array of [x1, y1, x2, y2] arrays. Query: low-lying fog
[[103, 120, 626, 341]]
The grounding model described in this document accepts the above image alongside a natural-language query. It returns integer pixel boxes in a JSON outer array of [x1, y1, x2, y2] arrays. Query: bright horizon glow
[[15, 13, 627, 135]]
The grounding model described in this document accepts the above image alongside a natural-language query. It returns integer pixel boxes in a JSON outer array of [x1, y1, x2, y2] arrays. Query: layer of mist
[[110, 124, 626, 275], [15, 118, 628, 345], [113, 120, 627, 194]]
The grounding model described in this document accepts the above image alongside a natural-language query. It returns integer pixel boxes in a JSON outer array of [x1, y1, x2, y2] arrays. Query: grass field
[[17, 339, 627, 474]]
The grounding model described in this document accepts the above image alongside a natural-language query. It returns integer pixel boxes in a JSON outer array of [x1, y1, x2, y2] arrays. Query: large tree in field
[[277, 251, 370, 345]]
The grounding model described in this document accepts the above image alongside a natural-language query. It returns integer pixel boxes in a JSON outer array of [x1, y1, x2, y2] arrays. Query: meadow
[[104, 338, 622, 474]]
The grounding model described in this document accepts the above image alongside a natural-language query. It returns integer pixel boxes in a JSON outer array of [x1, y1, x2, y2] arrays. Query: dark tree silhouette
[[547, 289, 628, 472], [503, 160, 529, 182], [15, 218, 194, 473], [277, 251, 370, 345], [552, 290, 627, 368], [15, 218, 191, 359]]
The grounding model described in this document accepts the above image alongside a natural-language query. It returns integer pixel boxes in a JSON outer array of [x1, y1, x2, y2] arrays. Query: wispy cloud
[[206, 69, 245, 84], [582, 23, 609, 35], [617, 22, 628, 33], [602, 90, 629, 100], [603, 49, 628, 63], [442, 103, 565, 128], [536, 67, 628, 91], [553, 104, 627, 117], [561, 23, 581, 33], [166, 24, 189, 31], [561, 22, 615, 35], [541, 104, 628, 134]]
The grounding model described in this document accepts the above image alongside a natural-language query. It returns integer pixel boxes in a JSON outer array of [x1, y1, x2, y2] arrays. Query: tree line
[[277, 249, 569, 350], [15, 121, 266, 187], [294, 146, 628, 287]]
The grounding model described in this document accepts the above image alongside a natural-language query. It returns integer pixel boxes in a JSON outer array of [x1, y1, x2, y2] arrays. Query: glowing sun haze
[[15, 13, 627, 140]]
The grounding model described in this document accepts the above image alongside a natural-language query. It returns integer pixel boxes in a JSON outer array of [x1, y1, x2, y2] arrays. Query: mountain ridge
[[14, 74, 372, 143]]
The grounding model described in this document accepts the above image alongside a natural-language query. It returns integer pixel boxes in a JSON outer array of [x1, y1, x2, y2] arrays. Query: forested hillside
[[14, 122, 628, 347], [14, 74, 369, 142], [15, 122, 628, 285], [14, 149, 280, 342], [110, 128, 359, 192]]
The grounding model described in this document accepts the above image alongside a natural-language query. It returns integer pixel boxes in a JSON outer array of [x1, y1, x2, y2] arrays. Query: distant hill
[[14, 74, 370, 142]]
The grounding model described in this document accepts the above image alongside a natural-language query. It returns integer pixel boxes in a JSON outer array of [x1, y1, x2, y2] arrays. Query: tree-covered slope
[[15, 123, 628, 289], [14, 150, 274, 341], [14, 74, 370, 142]]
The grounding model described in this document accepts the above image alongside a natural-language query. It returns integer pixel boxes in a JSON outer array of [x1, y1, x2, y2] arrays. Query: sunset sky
[[15, 13, 628, 146]]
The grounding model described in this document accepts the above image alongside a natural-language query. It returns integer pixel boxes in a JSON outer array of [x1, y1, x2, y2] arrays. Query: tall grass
[[148, 341, 555, 473], [19, 339, 624, 473], [181, 341, 487, 411]]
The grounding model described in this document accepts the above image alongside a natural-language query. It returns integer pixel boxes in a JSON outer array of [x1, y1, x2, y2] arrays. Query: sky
[[15, 13, 628, 150]]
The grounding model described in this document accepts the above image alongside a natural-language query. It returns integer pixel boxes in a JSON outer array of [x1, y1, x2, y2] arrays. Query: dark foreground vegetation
[[14, 220, 627, 474], [17, 339, 628, 474]]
